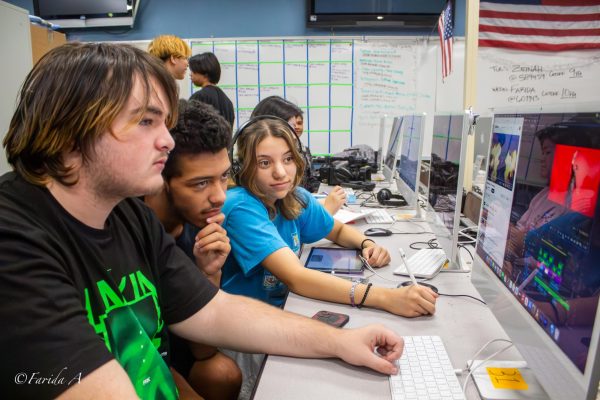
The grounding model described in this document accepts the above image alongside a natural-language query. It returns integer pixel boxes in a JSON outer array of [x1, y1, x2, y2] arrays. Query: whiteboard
[[119, 36, 466, 155], [189, 37, 466, 155], [476, 47, 600, 113]]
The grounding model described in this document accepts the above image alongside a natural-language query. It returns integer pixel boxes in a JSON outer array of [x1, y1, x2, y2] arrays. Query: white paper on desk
[[333, 209, 376, 224]]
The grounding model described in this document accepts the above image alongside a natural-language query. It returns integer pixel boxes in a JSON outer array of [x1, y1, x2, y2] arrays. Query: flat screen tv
[[34, 0, 140, 29], [307, 0, 447, 28]]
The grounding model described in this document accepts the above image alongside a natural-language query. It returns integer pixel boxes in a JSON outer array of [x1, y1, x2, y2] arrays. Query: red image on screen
[[548, 144, 600, 218]]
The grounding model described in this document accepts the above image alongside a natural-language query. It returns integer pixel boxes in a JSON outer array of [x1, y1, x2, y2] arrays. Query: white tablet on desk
[[304, 247, 364, 275]]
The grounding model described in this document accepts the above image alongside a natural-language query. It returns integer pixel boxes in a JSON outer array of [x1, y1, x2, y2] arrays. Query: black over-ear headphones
[[229, 115, 302, 185], [377, 188, 407, 207]]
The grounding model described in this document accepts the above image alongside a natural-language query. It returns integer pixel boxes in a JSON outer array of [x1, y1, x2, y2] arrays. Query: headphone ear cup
[[377, 188, 391, 204], [230, 160, 241, 185], [377, 188, 406, 206]]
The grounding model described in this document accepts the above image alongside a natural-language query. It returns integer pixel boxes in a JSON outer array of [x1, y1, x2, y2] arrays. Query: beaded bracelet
[[360, 238, 375, 250], [356, 283, 373, 309], [349, 281, 359, 307]]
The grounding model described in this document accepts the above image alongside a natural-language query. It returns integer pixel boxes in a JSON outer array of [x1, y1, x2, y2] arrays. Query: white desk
[[252, 218, 524, 400]]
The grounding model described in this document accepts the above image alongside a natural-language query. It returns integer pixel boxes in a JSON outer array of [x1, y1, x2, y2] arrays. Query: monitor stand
[[469, 359, 548, 400]]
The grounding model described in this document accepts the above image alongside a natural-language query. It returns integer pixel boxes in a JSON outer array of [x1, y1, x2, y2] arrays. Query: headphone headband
[[229, 115, 302, 184]]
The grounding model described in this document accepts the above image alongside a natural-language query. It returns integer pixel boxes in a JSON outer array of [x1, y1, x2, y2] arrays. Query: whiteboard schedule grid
[[188, 38, 431, 155]]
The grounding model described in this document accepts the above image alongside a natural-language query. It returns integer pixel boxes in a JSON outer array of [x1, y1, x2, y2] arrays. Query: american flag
[[438, 1, 454, 80], [479, 0, 600, 51]]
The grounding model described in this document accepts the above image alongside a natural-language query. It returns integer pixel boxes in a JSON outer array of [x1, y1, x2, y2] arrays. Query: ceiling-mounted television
[[33, 0, 140, 29], [307, 0, 447, 29]]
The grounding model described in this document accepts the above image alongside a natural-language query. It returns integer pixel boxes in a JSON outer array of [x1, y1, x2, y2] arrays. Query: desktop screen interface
[[397, 115, 422, 192], [429, 115, 464, 231], [476, 113, 600, 373], [384, 117, 403, 173]]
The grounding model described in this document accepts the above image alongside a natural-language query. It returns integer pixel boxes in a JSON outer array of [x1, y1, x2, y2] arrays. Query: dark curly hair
[[162, 100, 232, 181]]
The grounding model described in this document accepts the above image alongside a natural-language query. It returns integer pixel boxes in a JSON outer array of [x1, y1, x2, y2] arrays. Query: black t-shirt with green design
[[0, 173, 218, 399]]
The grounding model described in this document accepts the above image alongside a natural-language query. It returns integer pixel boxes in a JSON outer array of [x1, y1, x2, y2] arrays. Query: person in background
[[189, 52, 235, 128], [148, 34, 191, 80], [565, 149, 598, 216], [0, 42, 405, 399], [507, 125, 577, 259], [145, 100, 242, 400], [251, 96, 346, 215]]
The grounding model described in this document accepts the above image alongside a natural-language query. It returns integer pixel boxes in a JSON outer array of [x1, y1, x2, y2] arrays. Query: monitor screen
[[307, 0, 446, 28], [396, 114, 424, 207], [426, 113, 469, 270], [429, 114, 465, 231], [383, 117, 403, 181], [476, 113, 600, 386], [35, 0, 128, 18], [33, 0, 137, 29], [311, 0, 446, 14]]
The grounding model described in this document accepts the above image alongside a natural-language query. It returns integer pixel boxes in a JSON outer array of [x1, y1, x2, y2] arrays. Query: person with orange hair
[[148, 34, 191, 80]]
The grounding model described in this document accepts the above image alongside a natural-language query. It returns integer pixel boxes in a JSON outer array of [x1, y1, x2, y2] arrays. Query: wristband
[[360, 238, 375, 250], [356, 283, 373, 309], [349, 281, 359, 307]]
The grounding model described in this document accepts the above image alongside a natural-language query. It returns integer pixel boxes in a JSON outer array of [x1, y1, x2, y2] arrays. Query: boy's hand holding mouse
[[193, 212, 231, 286]]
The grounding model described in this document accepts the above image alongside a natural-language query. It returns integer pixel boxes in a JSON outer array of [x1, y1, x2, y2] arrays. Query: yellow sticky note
[[486, 367, 529, 390]]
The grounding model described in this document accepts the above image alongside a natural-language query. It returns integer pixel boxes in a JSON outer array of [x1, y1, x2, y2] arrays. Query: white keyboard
[[365, 209, 395, 224], [393, 248, 448, 279], [390, 336, 465, 400]]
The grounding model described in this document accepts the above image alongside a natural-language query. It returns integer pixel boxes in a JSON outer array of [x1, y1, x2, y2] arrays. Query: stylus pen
[[399, 248, 419, 287]]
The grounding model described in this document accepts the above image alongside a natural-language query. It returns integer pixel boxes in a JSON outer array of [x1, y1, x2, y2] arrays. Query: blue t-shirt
[[221, 187, 334, 307]]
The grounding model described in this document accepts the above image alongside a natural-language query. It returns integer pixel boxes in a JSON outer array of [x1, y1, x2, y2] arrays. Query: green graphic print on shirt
[[83, 270, 178, 400]]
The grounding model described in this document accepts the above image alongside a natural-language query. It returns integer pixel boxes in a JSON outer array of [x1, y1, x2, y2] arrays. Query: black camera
[[318, 157, 372, 185]]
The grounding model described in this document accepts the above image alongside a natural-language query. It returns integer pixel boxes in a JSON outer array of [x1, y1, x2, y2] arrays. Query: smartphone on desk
[[312, 310, 350, 328]]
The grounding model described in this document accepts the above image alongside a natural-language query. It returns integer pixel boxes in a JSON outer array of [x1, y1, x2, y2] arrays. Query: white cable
[[458, 226, 478, 242], [461, 339, 514, 394], [466, 338, 513, 369], [458, 225, 478, 234], [458, 231, 477, 239], [359, 255, 403, 283], [458, 227, 477, 245]]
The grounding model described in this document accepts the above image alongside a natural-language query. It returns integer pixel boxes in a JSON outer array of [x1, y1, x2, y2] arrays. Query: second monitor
[[382, 116, 404, 183], [395, 113, 426, 217], [426, 111, 472, 271]]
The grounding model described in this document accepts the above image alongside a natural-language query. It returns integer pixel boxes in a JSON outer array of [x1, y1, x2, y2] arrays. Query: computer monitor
[[473, 112, 600, 400], [426, 112, 471, 270], [377, 114, 388, 172], [382, 117, 404, 183], [396, 113, 425, 216], [473, 116, 493, 187]]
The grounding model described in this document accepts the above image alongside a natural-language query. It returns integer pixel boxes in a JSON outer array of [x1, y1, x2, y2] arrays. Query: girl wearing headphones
[[221, 117, 438, 316], [251, 96, 346, 215]]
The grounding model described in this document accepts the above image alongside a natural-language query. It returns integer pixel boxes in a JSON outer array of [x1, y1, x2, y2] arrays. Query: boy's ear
[[169, 55, 178, 65]]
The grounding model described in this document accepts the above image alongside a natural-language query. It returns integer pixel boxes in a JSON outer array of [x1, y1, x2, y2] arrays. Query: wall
[[30, 24, 66, 64], [0, 1, 33, 174], [6, 0, 466, 42], [2, 0, 468, 157]]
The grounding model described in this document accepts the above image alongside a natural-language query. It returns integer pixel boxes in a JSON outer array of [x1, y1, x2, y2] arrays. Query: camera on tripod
[[316, 156, 372, 187]]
